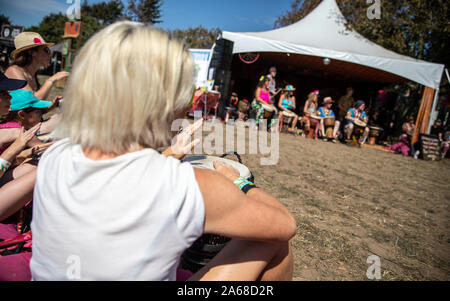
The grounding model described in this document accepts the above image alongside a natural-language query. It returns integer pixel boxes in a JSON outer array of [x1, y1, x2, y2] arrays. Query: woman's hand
[[12, 124, 41, 150], [47, 96, 63, 111], [163, 118, 204, 160], [50, 71, 70, 82], [213, 160, 241, 182]]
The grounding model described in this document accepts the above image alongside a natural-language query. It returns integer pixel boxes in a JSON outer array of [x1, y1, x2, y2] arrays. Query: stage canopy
[[222, 0, 445, 90]]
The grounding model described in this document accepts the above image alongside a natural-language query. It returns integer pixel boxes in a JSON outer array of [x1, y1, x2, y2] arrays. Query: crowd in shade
[[224, 67, 449, 159]]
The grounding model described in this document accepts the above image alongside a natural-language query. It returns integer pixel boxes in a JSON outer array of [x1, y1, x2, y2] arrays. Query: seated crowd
[[0, 23, 297, 281], [225, 76, 448, 159], [225, 80, 371, 145]]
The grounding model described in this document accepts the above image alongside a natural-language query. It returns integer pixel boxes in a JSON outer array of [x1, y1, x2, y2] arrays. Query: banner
[[189, 48, 213, 90]]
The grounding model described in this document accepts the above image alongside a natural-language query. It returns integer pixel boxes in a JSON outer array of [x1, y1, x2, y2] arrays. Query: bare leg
[[442, 141, 449, 157], [360, 127, 370, 144], [224, 111, 230, 123], [289, 115, 299, 131], [345, 124, 354, 140], [319, 119, 325, 138], [311, 119, 320, 139], [189, 239, 293, 281], [278, 113, 284, 131], [333, 121, 340, 138]]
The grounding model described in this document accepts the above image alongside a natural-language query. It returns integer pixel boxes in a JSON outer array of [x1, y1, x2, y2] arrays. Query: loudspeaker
[[210, 38, 234, 70], [0, 25, 24, 41], [212, 68, 232, 120]]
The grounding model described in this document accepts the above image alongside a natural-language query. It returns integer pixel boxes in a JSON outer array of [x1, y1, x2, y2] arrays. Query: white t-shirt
[[30, 139, 205, 281]]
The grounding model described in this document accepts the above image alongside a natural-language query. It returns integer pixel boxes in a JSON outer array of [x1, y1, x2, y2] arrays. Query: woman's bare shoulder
[[5, 65, 26, 80]]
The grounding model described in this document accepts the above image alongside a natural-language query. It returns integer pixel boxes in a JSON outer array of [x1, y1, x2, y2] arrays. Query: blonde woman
[[302, 91, 320, 139], [5, 32, 69, 100], [30, 22, 296, 281]]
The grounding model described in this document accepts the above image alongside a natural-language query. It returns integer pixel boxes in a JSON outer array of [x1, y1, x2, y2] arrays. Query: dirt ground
[[42, 77, 449, 280], [199, 121, 450, 281]]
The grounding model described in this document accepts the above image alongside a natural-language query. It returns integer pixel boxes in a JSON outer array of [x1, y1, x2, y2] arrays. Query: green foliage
[[0, 14, 12, 28], [23, 12, 105, 46], [168, 26, 221, 49], [79, 16, 107, 45], [25, 13, 67, 44], [274, 0, 450, 66], [82, 0, 128, 25], [127, 0, 163, 24]]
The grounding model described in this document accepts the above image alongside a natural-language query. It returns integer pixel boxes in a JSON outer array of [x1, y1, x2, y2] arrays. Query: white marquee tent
[[222, 0, 444, 90], [221, 0, 446, 136]]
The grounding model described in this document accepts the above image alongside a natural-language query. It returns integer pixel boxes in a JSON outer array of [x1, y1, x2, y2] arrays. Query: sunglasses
[[22, 107, 42, 114], [41, 47, 51, 54]]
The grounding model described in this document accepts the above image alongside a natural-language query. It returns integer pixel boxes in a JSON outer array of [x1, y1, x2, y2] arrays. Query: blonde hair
[[53, 21, 195, 153], [307, 92, 317, 103]]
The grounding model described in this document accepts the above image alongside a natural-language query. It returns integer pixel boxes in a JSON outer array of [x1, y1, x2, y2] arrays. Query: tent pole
[[427, 88, 440, 133]]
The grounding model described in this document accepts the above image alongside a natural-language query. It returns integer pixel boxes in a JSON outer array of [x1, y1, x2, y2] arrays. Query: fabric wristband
[[233, 177, 258, 194], [0, 158, 11, 172]]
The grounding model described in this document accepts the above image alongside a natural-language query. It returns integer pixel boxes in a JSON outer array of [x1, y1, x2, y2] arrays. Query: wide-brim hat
[[0, 72, 27, 91], [323, 97, 334, 104], [9, 90, 52, 111], [284, 85, 296, 91], [11, 32, 54, 59]]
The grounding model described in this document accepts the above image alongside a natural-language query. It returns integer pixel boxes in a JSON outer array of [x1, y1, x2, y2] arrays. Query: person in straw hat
[[317, 96, 340, 143], [277, 84, 299, 133], [5, 32, 69, 100]]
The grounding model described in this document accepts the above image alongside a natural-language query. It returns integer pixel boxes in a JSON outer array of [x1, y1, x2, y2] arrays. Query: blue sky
[[0, 0, 294, 32]]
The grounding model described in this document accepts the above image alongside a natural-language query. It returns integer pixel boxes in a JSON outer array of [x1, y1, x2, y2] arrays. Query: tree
[[168, 26, 221, 49], [82, 0, 127, 25], [25, 13, 68, 44], [0, 14, 12, 28], [274, 0, 450, 67], [127, 0, 163, 24], [274, 0, 321, 29], [25, 13, 105, 46]]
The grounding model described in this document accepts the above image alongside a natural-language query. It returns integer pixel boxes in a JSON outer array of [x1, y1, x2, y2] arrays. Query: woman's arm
[[195, 165, 296, 242], [0, 125, 41, 177], [33, 72, 69, 100], [0, 169, 36, 222], [39, 113, 61, 135], [1, 126, 40, 161], [254, 87, 262, 103], [345, 110, 354, 122], [278, 94, 286, 111], [5, 67, 69, 100], [363, 114, 368, 123], [303, 100, 310, 115]]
